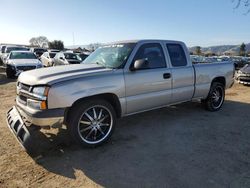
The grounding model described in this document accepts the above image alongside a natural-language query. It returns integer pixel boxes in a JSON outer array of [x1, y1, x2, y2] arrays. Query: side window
[[166, 44, 187, 67], [133, 43, 166, 69]]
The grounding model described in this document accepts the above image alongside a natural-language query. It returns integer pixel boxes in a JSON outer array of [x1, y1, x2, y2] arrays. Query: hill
[[189, 43, 250, 55]]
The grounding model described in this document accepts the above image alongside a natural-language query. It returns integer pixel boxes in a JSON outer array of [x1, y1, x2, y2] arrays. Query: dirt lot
[[1, 72, 250, 188]]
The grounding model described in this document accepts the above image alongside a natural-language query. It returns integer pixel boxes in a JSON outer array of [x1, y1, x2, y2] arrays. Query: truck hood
[[18, 64, 112, 85], [8, 59, 41, 66]]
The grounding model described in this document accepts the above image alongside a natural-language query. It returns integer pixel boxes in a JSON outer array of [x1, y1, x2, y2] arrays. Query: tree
[[29, 36, 49, 48], [239, 43, 246, 56], [195, 46, 202, 55], [48, 40, 64, 50], [87, 43, 102, 52], [233, 0, 250, 14]]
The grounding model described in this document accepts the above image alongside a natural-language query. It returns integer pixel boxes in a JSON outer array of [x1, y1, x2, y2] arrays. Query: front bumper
[[6, 106, 31, 150], [6, 105, 65, 152], [16, 98, 65, 126]]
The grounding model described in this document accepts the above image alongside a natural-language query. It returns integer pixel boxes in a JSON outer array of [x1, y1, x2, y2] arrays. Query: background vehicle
[[53, 52, 82, 66], [2, 46, 29, 64], [0, 45, 7, 64], [30, 47, 47, 57], [40, 52, 57, 67], [5, 51, 43, 78], [78, 53, 89, 61], [235, 64, 250, 85], [7, 39, 234, 150], [48, 49, 60, 53]]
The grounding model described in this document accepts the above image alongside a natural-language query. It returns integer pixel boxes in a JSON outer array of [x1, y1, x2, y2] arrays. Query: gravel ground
[[0, 72, 250, 188]]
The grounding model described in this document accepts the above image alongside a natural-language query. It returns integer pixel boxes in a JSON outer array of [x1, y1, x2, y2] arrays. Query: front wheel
[[66, 99, 116, 147], [203, 82, 225, 111]]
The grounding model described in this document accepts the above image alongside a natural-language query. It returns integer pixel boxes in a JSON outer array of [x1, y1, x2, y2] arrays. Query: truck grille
[[17, 82, 31, 92], [17, 82, 31, 104], [16, 66, 36, 71]]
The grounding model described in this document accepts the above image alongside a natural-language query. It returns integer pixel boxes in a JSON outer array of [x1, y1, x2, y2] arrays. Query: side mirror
[[130, 58, 149, 71]]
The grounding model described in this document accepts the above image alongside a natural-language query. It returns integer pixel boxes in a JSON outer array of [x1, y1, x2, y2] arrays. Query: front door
[[124, 43, 172, 114]]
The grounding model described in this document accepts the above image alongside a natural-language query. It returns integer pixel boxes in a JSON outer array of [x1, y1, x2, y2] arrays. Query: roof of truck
[[108, 39, 183, 44]]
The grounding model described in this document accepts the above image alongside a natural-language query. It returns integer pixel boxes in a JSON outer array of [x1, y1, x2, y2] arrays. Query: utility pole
[[72, 32, 75, 46]]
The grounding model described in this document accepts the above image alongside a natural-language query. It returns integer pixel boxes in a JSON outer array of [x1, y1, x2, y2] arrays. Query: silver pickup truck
[[7, 40, 234, 149]]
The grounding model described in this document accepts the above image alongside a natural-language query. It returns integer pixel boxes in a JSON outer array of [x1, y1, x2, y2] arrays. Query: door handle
[[163, 73, 171, 79]]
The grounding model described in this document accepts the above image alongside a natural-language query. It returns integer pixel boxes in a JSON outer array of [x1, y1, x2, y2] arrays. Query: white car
[[40, 52, 57, 67], [2, 46, 29, 64], [5, 51, 43, 78]]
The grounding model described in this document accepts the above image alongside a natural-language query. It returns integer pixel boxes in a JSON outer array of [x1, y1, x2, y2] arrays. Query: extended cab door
[[165, 43, 195, 103], [124, 42, 172, 114]]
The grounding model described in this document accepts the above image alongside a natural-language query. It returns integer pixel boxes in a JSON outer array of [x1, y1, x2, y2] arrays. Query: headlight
[[32, 86, 49, 97], [27, 86, 50, 110], [27, 99, 47, 110]]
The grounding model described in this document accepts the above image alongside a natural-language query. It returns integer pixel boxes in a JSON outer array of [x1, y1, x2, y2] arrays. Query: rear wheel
[[203, 82, 225, 111], [66, 99, 116, 147]]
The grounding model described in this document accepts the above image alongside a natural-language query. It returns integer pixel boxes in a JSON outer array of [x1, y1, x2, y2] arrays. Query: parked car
[[0, 45, 7, 64], [230, 56, 248, 70], [79, 53, 89, 61], [40, 52, 57, 67], [5, 51, 43, 78], [6, 39, 234, 150], [235, 64, 250, 85], [2, 46, 29, 64], [30, 48, 47, 57], [48, 49, 60, 53], [53, 52, 82, 66]]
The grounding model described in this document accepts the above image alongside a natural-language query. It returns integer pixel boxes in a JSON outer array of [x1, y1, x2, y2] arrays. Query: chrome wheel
[[77, 105, 113, 144], [211, 86, 224, 109]]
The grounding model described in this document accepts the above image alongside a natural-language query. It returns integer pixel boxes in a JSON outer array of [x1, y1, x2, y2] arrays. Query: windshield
[[34, 48, 46, 53], [49, 53, 56, 58], [83, 43, 136, 68], [64, 53, 81, 61], [9, 52, 37, 59], [6, 47, 28, 53]]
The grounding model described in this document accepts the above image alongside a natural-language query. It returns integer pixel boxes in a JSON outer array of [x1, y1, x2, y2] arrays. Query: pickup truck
[[6, 40, 234, 149]]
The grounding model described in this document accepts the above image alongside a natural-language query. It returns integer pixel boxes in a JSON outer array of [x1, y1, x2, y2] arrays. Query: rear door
[[165, 43, 195, 103], [124, 42, 172, 114]]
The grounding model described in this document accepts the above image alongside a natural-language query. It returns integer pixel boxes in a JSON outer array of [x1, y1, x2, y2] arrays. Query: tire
[[66, 99, 116, 147], [203, 82, 225, 111], [6, 65, 15, 79]]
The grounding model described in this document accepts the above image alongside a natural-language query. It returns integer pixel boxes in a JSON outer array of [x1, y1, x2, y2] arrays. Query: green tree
[[239, 43, 246, 56], [195, 46, 202, 55], [48, 40, 64, 50], [29, 36, 49, 48]]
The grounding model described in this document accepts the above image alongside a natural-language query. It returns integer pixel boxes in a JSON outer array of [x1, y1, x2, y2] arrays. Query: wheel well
[[65, 93, 122, 124], [212, 77, 226, 87]]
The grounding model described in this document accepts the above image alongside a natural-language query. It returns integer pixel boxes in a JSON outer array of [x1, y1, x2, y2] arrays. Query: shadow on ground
[[23, 100, 250, 188], [0, 73, 16, 85]]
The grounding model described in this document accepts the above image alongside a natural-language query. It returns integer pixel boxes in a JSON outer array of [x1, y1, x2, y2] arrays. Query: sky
[[0, 0, 250, 47]]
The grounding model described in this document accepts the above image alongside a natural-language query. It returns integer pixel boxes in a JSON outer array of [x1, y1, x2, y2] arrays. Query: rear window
[[167, 44, 187, 67], [49, 53, 56, 58]]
